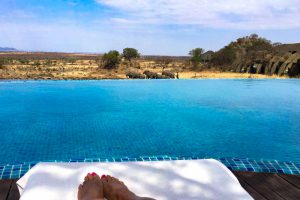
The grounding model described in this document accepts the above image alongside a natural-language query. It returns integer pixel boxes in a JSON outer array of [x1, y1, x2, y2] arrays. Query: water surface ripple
[[0, 79, 299, 164]]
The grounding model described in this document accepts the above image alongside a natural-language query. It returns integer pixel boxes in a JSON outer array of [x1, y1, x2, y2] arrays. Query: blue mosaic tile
[[1, 156, 300, 180], [157, 157, 164, 161]]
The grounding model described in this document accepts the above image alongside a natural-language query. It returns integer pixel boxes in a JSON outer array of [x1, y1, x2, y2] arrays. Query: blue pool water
[[0, 79, 300, 165]]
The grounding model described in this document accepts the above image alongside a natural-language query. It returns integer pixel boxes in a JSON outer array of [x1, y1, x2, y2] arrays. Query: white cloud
[[110, 18, 139, 24], [96, 0, 300, 29]]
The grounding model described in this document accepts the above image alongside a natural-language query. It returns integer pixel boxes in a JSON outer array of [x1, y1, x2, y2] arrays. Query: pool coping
[[1, 156, 300, 180]]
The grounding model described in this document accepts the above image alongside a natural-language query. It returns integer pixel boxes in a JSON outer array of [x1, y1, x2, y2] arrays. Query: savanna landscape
[[1, 34, 299, 80]]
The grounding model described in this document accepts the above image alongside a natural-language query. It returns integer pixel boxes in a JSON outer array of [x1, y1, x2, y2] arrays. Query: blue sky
[[1, 0, 300, 55]]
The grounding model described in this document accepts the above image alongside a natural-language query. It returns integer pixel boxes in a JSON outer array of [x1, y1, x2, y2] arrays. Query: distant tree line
[[100, 48, 140, 69]]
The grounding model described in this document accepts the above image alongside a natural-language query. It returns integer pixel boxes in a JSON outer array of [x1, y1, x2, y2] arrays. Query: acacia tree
[[189, 48, 204, 68], [101, 50, 120, 69], [122, 48, 140, 63]]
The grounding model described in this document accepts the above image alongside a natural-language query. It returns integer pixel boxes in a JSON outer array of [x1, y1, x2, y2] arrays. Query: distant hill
[[0, 47, 18, 52]]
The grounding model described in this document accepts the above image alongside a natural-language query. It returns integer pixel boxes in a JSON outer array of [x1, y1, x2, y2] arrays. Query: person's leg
[[78, 172, 104, 200], [102, 175, 156, 200]]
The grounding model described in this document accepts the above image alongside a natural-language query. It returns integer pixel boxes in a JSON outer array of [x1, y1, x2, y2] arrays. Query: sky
[[0, 0, 300, 56]]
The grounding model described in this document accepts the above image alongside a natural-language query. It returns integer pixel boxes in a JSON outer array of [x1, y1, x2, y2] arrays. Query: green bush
[[189, 48, 204, 68], [18, 59, 29, 65], [101, 50, 120, 69], [67, 58, 76, 65], [212, 45, 236, 66]]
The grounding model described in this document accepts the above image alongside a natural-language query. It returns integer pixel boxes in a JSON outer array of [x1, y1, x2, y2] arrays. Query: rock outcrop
[[232, 44, 300, 77]]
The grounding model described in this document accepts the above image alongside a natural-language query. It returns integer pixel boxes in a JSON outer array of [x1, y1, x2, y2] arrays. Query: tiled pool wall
[[1, 156, 300, 180]]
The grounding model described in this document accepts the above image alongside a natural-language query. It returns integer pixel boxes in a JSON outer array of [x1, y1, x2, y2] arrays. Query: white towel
[[17, 159, 252, 200]]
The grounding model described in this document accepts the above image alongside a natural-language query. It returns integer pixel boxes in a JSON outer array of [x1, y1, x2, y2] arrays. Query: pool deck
[[1, 171, 299, 200], [232, 171, 300, 199]]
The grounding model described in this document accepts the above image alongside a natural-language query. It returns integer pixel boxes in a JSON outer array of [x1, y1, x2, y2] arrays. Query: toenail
[[101, 175, 107, 179], [91, 172, 96, 176]]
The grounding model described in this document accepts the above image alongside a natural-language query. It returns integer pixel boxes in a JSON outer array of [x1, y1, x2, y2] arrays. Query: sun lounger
[[17, 159, 252, 200]]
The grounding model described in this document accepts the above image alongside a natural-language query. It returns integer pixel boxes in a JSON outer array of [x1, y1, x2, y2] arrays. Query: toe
[[84, 173, 92, 180], [111, 176, 121, 183], [106, 175, 112, 182], [94, 175, 101, 181], [87, 173, 94, 180], [92, 173, 101, 181]]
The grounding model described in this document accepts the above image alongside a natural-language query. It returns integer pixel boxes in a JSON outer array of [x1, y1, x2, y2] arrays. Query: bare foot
[[102, 175, 155, 200], [78, 172, 104, 200]]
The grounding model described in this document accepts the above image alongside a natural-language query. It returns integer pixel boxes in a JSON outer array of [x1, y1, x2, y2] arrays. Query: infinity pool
[[0, 79, 300, 164]]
